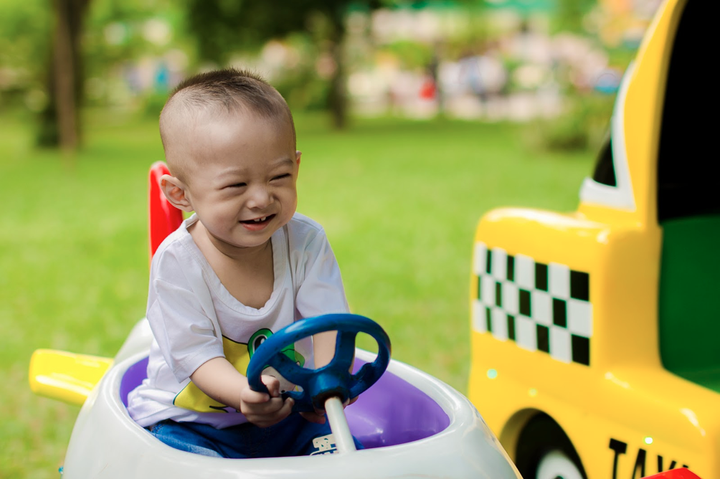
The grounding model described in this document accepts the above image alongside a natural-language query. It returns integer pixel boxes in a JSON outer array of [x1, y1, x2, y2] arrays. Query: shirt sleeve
[[294, 227, 350, 319], [146, 245, 225, 383]]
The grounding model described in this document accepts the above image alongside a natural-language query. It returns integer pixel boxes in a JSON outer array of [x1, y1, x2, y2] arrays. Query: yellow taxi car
[[468, 0, 717, 478]]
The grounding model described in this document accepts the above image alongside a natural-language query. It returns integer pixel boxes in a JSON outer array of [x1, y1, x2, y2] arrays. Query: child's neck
[[190, 222, 275, 309]]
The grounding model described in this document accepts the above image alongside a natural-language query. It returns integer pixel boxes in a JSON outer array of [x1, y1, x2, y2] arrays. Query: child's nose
[[246, 185, 271, 209]]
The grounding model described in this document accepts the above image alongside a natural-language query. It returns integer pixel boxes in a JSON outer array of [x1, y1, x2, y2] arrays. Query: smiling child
[[127, 68, 361, 458]]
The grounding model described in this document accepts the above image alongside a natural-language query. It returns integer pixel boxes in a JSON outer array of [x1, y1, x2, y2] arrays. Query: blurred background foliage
[[0, 0, 660, 152]]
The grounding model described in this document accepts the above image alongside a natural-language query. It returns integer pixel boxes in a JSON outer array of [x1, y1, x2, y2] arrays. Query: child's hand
[[240, 375, 294, 428]]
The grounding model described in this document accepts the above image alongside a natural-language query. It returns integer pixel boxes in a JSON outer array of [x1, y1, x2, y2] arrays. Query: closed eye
[[227, 182, 247, 188], [272, 173, 291, 181]]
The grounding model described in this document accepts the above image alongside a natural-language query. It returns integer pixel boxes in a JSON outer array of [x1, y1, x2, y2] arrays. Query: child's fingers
[[240, 392, 290, 415], [240, 387, 271, 405], [260, 375, 281, 397], [240, 375, 294, 427], [277, 396, 294, 418], [245, 397, 295, 428], [242, 375, 281, 404], [249, 396, 285, 414]]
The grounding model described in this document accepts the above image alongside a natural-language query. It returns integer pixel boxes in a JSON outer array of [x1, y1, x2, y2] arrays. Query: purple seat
[[120, 357, 450, 448]]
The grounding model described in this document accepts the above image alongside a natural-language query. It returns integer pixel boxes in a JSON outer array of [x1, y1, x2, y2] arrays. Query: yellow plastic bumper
[[29, 349, 113, 406]]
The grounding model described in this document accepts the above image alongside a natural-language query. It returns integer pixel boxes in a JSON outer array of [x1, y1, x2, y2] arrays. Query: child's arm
[[312, 331, 338, 369], [190, 357, 294, 428]]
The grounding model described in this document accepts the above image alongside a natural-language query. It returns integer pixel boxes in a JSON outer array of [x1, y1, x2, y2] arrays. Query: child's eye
[[272, 174, 291, 181], [227, 182, 247, 188]]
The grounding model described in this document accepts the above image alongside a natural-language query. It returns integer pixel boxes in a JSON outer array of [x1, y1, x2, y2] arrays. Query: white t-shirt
[[127, 212, 349, 429]]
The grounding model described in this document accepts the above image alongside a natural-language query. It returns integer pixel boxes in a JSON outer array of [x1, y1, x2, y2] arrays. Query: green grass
[[0, 110, 593, 478]]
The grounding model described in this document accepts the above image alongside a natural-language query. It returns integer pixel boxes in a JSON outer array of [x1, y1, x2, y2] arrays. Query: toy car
[[29, 162, 522, 478], [467, 0, 716, 478]]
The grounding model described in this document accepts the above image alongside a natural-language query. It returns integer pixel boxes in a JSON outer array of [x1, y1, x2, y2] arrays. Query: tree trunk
[[53, 0, 78, 151], [37, 57, 59, 147], [41, 0, 88, 151]]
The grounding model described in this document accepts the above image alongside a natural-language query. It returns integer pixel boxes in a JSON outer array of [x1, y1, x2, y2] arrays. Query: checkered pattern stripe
[[472, 242, 593, 366]]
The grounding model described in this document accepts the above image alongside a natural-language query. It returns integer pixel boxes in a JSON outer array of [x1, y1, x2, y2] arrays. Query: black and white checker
[[472, 242, 593, 366]]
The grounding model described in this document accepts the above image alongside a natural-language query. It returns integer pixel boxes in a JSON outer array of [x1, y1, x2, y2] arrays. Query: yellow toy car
[[468, 0, 717, 478]]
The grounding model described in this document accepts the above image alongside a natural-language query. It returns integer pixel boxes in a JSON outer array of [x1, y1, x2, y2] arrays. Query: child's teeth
[[254, 216, 266, 223]]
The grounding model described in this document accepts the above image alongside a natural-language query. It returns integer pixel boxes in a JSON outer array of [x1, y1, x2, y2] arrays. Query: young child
[[127, 68, 360, 458]]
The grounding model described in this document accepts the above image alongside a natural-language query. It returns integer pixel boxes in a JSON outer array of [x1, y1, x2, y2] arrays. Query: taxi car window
[[657, 0, 718, 222], [592, 133, 616, 187], [657, 0, 720, 394], [578, 62, 635, 211]]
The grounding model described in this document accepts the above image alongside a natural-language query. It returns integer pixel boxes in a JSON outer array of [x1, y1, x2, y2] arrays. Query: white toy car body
[[48, 318, 522, 478]]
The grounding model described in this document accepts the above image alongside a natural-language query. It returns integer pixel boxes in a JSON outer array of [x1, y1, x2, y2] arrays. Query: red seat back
[[148, 162, 184, 259]]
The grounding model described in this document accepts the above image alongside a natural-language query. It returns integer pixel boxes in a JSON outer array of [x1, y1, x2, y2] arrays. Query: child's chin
[[232, 234, 273, 249]]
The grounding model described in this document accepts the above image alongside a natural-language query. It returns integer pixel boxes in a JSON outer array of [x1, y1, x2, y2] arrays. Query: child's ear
[[160, 174, 194, 212], [296, 150, 302, 167]]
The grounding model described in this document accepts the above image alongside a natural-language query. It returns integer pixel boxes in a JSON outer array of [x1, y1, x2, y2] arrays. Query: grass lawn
[[0, 109, 594, 478]]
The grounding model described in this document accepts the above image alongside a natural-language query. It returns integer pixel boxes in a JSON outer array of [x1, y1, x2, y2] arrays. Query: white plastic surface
[[579, 61, 637, 211], [61, 319, 521, 479]]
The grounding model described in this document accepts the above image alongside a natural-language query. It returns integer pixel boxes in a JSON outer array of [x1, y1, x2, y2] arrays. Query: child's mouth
[[240, 215, 275, 229]]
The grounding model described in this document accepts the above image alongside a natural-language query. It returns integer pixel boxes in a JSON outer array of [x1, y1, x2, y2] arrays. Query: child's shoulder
[[150, 215, 198, 266], [287, 212, 325, 236], [285, 212, 329, 250]]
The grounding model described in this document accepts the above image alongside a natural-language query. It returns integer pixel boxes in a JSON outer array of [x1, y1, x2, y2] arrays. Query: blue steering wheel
[[246, 314, 391, 412]]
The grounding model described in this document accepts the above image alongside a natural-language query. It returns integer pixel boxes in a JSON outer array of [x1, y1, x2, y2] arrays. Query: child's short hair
[[159, 68, 295, 180], [168, 68, 291, 122]]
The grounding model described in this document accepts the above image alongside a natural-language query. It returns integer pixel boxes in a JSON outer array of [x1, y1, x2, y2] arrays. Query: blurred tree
[[0, 0, 52, 133], [38, 0, 182, 149], [554, 0, 595, 33], [38, 0, 91, 151], [185, 0, 382, 129]]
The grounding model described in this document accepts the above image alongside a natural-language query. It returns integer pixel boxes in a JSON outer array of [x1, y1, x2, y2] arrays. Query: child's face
[[181, 112, 300, 253]]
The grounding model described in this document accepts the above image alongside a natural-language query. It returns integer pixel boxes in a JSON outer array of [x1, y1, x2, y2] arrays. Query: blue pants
[[148, 414, 363, 458]]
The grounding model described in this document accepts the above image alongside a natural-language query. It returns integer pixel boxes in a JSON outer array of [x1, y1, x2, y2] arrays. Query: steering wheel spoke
[[267, 350, 312, 381], [247, 314, 391, 413], [334, 330, 358, 368]]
